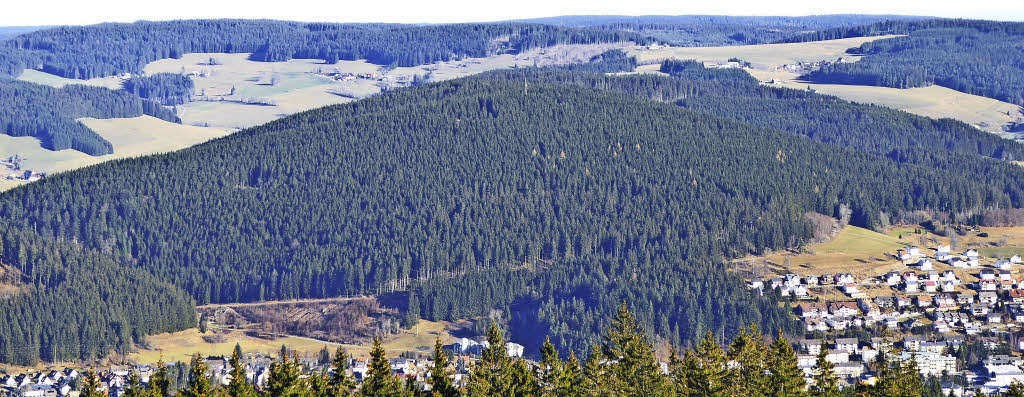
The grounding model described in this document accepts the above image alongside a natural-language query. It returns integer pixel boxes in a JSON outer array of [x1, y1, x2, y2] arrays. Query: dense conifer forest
[[4, 58, 1024, 360], [791, 20, 1024, 105], [122, 73, 195, 106], [518, 15, 922, 46], [0, 20, 647, 79], [0, 78, 180, 155], [0, 220, 197, 365]]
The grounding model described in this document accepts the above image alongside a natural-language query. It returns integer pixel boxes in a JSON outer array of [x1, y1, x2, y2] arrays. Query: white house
[[979, 291, 999, 305], [1012, 255, 1023, 264], [950, 258, 968, 268], [918, 259, 934, 270], [996, 260, 1013, 270]]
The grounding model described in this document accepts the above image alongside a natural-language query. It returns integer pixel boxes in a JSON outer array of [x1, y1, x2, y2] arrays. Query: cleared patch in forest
[[630, 36, 1024, 133], [0, 116, 229, 191]]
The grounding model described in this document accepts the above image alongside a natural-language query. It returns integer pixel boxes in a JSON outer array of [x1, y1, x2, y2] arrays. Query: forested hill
[[4, 64, 1024, 357], [0, 20, 647, 79], [0, 220, 197, 365], [792, 20, 1024, 105], [513, 15, 924, 46], [491, 55, 1024, 165]]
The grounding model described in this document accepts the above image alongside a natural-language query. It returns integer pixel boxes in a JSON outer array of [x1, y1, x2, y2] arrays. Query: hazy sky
[[3, 0, 1021, 26]]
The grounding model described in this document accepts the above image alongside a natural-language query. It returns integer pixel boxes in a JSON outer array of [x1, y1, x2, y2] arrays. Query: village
[[0, 338, 526, 397], [754, 242, 1024, 394]]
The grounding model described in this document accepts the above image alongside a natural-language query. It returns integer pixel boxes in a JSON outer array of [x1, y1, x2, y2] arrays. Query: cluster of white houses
[[0, 338, 529, 397], [796, 336, 1024, 394], [752, 245, 1024, 336]]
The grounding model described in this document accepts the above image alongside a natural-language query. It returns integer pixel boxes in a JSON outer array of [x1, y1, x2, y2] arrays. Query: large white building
[[895, 352, 957, 376]]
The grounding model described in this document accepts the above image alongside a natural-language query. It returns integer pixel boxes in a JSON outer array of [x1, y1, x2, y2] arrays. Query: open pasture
[[631, 36, 1024, 132]]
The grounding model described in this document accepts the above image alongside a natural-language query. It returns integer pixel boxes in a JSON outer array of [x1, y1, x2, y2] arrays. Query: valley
[[2, 14, 1024, 396]]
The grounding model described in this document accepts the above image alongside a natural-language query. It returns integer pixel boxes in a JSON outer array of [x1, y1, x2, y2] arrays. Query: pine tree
[[150, 358, 172, 397], [465, 324, 513, 396], [359, 338, 406, 397], [540, 336, 563, 395], [266, 353, 301, 397], [685, 332, 728, 396], [180, 353, 213, 397], [330, 346, 357, 397], [427, 337, 457, 397], [726, 325, 768, 397], [600, 302, 671, 396], [82, 371, 106, 397], [810, 348, 838, 397], [228, 344, 256, 397], [124, 373, 144, 397], [766, 333, 805, 397], [556, 351, 588, 397]]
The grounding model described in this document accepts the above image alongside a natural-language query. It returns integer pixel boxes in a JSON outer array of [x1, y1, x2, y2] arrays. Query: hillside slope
[[5, 67, 1024, 356]]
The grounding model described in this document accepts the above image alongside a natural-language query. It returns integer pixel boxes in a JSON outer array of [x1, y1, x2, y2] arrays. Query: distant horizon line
[[4, 13, 1024, 28]]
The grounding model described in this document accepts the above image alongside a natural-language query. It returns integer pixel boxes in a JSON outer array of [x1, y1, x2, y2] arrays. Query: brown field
[[748, 224, 1024, 299], [198, 296, 405, 345], [130, 319, 452, 365]]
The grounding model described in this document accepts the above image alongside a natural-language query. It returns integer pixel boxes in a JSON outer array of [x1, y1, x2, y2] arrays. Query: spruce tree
[[685, 332, 728, 396], [600, 302, 671, 396], [266, 353, 301, 397], [150, 358, 172, 397], [582, 345, 614, 396], [228, 344, 256, 397], [540, 336, 563, 395], [726, 325, 768, 397], [427, 337, 457, 397], [766, 333, 805, 397], [666, 346, 688, 397], [508, 358, 541, 396], [82, 371, 105, 397], [330, 346, 357, 397], [124, 373, 144, 397], [1007, 381, 1024, 397], [465, 324, 512, 396], [810, 348, 838, 397], [359, 338, 406, 397], [180, 353, 213, 397], [556, 351, 588, 397]]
